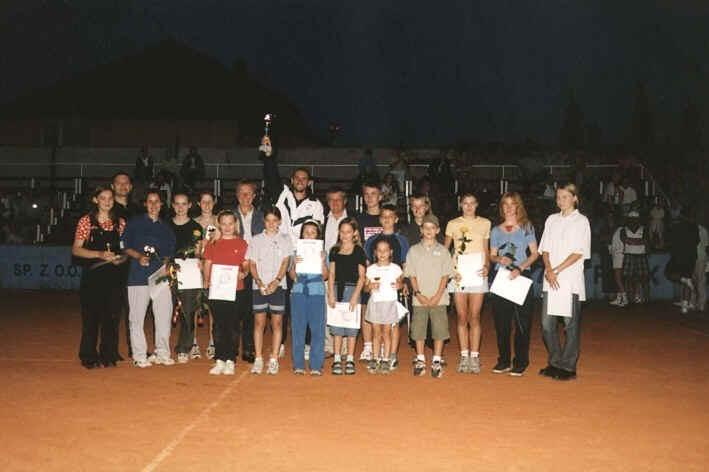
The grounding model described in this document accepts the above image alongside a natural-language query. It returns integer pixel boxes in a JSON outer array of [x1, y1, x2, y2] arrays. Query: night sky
[[0, 0, 707, 146]]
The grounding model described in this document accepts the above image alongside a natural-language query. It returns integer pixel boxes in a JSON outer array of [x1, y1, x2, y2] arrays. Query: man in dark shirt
[[356, 181, 384, 243]]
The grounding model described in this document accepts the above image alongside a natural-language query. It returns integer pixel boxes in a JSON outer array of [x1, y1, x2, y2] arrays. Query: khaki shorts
[[411, 306, 450, 341]]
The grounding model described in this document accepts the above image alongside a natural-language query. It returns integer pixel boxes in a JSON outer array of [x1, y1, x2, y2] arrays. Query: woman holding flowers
[[444, 192, 491, 374]]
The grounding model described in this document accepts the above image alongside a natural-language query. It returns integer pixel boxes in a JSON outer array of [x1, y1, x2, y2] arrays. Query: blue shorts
[[253, 288, 286, 315]]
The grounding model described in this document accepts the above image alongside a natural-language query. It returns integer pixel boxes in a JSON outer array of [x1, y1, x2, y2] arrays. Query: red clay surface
[[1, 289, 708, 471]]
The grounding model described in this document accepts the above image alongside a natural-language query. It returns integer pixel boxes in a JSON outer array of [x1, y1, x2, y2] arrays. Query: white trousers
[[128, 285, 173, 361]]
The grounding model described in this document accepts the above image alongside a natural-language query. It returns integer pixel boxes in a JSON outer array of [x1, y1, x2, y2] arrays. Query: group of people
[[72, 137, 591, 381]]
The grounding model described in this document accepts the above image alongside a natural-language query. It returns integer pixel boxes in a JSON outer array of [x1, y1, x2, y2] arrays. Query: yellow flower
[[193, 230, 202, 237]]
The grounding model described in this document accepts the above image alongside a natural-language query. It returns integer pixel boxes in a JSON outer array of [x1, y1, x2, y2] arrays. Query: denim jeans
[[541, 292, 582, 372], [291, 274, 326, 371]]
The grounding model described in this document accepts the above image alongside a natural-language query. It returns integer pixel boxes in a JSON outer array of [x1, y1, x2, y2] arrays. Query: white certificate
[[457, 253, 484, 287], [327, 302, 361, 329], [175, 258, 202, 291], [208, 264, 239, 301], [490, 268, 533, 306], [295, 239, 323, 274], [148, 265, 169, 299], [546, 285, 573, 318]]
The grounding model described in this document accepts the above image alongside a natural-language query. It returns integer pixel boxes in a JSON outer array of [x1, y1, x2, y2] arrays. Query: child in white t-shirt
[[364, 239, 403, 374]]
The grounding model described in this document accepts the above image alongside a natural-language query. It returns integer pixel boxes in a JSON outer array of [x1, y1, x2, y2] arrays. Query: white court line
[[142, 369, 249, 472]]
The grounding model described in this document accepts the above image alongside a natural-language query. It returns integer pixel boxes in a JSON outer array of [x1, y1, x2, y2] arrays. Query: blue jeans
[[541, 293, 582, 372], [291, 274, 326, 371]]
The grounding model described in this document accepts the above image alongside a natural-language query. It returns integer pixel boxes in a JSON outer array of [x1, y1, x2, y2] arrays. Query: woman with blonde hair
[[489, 192, 539, 376]]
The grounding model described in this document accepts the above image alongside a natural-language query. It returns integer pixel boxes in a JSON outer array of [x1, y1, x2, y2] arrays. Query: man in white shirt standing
[[538, 183, 591, 381], [324, 187, 348, 253]]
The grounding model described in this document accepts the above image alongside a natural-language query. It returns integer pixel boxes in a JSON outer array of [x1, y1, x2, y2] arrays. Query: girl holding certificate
[[489, 192, 539, 377], [364, 239, 403, 375], [194, 191, 219, 360], [327, 218, 367, 375], [247, 207, 293, 375], [202, 210, 249, 375], [72, 186, 126, 369], [538, 183, 591, 381], [444, 192, 491, 374], [288, 221, 329, 375]]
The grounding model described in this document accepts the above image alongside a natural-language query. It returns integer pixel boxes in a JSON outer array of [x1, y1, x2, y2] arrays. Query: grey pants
[[128, 285, 173, 362], [541, 293, 582, 372]]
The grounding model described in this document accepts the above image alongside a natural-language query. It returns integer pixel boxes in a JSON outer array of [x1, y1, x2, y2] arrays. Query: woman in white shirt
[[538, 183, 591, 381]]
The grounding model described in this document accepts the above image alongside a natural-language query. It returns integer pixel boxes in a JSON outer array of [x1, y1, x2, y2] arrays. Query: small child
[[620, 211, 649, 304], [327, 218, 367, 375], [202, 210, 249, 375], [288, 221, 329, 376], [364, 239, 403, 374], [404, 214, 453, 378]]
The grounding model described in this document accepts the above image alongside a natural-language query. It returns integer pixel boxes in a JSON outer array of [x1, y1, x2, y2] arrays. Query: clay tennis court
[[2, 289, 708, 471]]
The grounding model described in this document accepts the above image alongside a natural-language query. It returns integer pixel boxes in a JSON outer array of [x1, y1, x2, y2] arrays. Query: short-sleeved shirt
[[445, 216, 491, 254], [121, 214, 177, 286], [405, 242, 454, 306], [169, 219, 203, 257], [490, 224, 537, 270], [246, 231, 293, 290], [74, 215, 126, 241], [538, 210, 591, 300], [203, 237, 248, 291], [329, 245, 367, 284], [364, 232, 409, 265]]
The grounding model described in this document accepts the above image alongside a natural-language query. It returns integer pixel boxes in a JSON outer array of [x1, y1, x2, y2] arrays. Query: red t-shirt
[[203, 237, 248, 291]]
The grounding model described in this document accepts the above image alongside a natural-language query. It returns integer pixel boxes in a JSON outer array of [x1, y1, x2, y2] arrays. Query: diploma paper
[[148, 265, 169, 299], [175, 258, 202, 290], [208, 264, 239, 301], [490, 268, 533, 306], [546, 285, 573, 318], [295, 239, 323, 274], [457, 253, 484, 287], [326, 303, 361, 329]]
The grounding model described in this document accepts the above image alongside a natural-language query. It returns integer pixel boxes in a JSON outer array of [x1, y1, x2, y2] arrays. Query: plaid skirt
[[623, 254, 649, 280]]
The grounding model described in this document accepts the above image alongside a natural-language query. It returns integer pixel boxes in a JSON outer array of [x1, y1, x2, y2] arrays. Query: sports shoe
[[538, 365, 558, 377], [389, 355, 399, 370], [345, 360, 356, 375], [133, 359, 152, 368], [413, 359, 426, 377], [633, 295, 644, 304], [177, 353, 189, 364], [206, 343, 215, 360], [553, 368, 577, 381], [310, 369, 322, 376], [189, 344, 201, 359], [681, 300, 690, 315], [367, 359, 378, 374], [609, 294, 626, 306], [378, 360, 391, 375], [250, 357, 264, 374], [469, 356, 481, 374], [331, 360, 343, 375], [294, 368, 305, 375], [431, 360, 443, 378], [209, 360, 226, 375], [267, 358, 279, 375], [492, 361, 511, 374], [223, 360, 235, 375], [151, 355, 175, 366], [359, 349, 373, 363], [509, 365, 526, 377], [278, 344, 286, 358], [456, 356, 470, 373], [304, 344, 311, 361]]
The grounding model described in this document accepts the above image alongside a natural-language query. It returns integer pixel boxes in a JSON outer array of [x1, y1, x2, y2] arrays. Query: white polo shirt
[[324, 210, 347, 253], [538, 209, 591, 300]]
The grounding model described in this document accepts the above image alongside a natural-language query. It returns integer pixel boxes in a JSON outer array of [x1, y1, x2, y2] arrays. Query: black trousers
[[491, 291, 533, 369], [79, 272, 121, 363], [209, 290, 251, 362]]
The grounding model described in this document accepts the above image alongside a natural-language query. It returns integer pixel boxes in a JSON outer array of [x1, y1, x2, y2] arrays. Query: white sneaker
[[359, 349, 372, 362], [609, 294, 625, 306], [267, 357, 279, 375], [133, 359, 152, 368], [304, 344, 311, 361], [278, 344, 286, 358], [177, 353, 189, 364], [207, 343, 216, 360], [250, 357, 264, 374], [681, 300, 690, 315], [210, 360, 226, 375], [153, 356, 175, 366], [190, 344, 201, 359], [224, 360, 235, 375]]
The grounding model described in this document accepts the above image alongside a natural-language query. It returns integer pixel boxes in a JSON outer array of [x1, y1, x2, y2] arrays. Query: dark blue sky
[[1, 0, 707, 145]]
